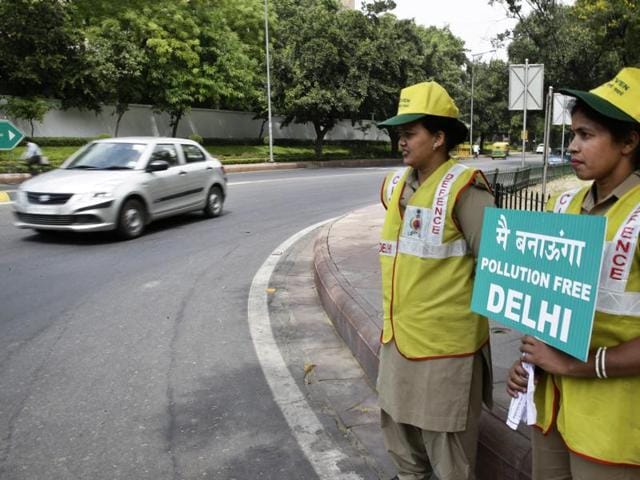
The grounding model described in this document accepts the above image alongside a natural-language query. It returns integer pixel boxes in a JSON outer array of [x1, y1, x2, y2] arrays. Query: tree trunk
[[29, 119, 34, 137], [313, 122, 328, 159], [171, 112, 183, 137], [114, 104, 128, 137]]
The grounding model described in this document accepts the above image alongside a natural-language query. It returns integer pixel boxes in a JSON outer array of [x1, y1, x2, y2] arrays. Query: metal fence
[[485, 163, 574, 212], [494, 184, 550, 211]]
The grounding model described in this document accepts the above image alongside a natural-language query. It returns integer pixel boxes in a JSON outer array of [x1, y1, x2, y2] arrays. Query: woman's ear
[[433, 130, 445, 150], [622, 129, 640, 156]]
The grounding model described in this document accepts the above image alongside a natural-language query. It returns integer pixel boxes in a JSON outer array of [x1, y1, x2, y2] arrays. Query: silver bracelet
[[601, 346, 608, 379], [595, 347, 603, 379]]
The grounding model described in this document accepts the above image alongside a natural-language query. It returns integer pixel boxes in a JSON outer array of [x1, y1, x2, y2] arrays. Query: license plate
[[27, 206, 57, 215]]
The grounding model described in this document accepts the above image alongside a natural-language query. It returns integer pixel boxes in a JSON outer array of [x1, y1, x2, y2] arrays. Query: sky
[[388, 0, 517, 60], [363, 1, 572, 62]]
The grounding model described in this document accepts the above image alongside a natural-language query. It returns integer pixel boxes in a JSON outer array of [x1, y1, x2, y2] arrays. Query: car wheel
[[203, 185, 223, 218], [117, 199, 146, 240]]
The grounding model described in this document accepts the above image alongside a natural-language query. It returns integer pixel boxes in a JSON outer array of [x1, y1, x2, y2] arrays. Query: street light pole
[[264, 0, 274, 163], [469, 49, 495, 155]]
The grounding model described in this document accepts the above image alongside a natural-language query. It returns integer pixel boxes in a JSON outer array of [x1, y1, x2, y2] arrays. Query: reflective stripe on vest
[[552, 188, 582, 213], [424, 163, 468, 245], [598, 201, 640, 315], [385, 167, 409, 206], [549, 186, 640, 316]]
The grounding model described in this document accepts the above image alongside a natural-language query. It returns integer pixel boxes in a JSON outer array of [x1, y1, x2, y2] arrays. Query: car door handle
[[206, 167, 213, 170], [179, 171, 187, 175]]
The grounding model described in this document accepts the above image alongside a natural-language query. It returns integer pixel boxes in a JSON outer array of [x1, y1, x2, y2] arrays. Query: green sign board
[[471, 208, 606, 361], [0, 120, 25, 151]]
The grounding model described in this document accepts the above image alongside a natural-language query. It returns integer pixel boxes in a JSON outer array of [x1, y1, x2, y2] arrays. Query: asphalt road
[[0, 168, 390, 480]]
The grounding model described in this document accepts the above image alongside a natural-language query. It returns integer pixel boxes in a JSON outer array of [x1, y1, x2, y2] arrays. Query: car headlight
[[72, 191, 115, 203], [92, 191, 114, 199], [16, 190, 27, 204]]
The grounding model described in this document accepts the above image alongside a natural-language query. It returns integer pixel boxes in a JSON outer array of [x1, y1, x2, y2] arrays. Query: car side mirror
[[146, 160, 169, 172]]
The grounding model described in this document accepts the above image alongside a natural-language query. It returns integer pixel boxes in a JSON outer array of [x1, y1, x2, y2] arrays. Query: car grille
[[27, 192, 73, 205], [14, 213, 101, 226], [16, 213, 75, 225]]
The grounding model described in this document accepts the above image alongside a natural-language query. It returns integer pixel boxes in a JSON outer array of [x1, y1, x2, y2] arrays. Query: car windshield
[[66, 143, 146, 170]]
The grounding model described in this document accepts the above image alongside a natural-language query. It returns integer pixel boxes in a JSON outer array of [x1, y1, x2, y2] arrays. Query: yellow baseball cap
[[560, 67, 640, 124], [378, 81, 467, 135]]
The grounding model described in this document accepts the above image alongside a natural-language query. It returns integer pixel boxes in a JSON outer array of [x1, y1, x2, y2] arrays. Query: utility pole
[[264, 0, 274, 163]]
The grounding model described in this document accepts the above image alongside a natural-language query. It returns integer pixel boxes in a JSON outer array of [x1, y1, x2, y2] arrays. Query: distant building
[[341, 0, 355, 9]]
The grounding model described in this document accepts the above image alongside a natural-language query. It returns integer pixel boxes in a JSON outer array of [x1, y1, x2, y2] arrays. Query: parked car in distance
[[548, 149, 571, 165], [13, 137, 227, 240], [490, 142, 510, 159], [535, 143, 551, 154]]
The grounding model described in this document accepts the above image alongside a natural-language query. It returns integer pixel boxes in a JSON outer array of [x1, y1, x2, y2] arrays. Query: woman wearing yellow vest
[[377, 81, 494, 480], [507, 67, 640, 479]]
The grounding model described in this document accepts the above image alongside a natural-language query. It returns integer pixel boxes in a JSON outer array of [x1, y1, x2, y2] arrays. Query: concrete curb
[[0, 173, 31, 185], [312, 212, 533, 480]]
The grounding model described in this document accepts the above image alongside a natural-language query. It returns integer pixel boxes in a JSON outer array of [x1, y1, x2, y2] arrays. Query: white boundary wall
[[5, 103, 390, 142]]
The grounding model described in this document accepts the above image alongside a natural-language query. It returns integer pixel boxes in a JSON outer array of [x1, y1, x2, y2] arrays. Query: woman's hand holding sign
[[519, 335, 576, 376], [507, 335, 640, 398]]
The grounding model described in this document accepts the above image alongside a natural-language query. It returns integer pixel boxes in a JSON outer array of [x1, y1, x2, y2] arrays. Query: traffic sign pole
[[522, 59, 528, 167]]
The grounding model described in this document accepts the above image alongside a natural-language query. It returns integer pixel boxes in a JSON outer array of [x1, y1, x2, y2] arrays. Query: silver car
[[13, 137, 227, 239]]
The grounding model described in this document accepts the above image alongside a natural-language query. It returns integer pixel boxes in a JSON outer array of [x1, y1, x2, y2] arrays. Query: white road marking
[[248, 218, 363, 480]]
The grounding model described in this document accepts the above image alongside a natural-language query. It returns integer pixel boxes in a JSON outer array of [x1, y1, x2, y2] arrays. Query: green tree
[[271, 0, 370, 157], [0, 0, 80, 98], [573, 0, 640, 70], [140, 3, 202, 136], [84, 18, 146, 136], [494, 0, 637, 89], [190, 0, 263, 112], [468, 60, 511, 149], [1, 96, 53, 136], [358, 11, 425, 155], [415, 26, 467, 102]]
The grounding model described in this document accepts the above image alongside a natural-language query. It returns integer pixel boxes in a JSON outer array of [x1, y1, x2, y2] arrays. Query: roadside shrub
[[188, 134, 204, 144], [29, 137, 92, 146]]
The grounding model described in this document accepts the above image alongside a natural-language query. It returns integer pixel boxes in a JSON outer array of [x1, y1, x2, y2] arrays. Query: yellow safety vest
[[536, 184, 640, 465], [379, 159, 490, 359]]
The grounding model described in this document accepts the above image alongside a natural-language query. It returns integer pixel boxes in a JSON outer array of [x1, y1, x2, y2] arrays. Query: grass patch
[[0, 143, 393, 172]]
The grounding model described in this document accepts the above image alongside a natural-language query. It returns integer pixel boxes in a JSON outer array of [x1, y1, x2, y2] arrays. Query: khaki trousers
[[380, 356, 483, 480], [532, 426, 640, 480]]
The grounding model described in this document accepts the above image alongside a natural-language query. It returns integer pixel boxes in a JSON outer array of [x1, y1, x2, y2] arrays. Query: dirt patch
[[529, 174, 591, 196]]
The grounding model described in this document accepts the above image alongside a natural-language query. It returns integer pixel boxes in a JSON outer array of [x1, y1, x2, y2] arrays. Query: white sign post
[[553, 93, 572, 160], [509, 60, 544, 167]]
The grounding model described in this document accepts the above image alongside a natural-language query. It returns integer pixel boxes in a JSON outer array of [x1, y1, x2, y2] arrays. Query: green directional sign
[[0, 120, 25, 151]]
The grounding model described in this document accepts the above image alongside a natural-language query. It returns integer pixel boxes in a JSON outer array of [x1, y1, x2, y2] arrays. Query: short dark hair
[[420, 115, 467, 151], [571, 99, 640, 167]]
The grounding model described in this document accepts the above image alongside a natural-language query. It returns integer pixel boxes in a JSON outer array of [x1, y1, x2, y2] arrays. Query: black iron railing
[[482, 164, 574, 212]]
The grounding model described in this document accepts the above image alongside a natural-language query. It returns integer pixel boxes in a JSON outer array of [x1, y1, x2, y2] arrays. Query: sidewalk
[[313, 204, 533, 480]]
